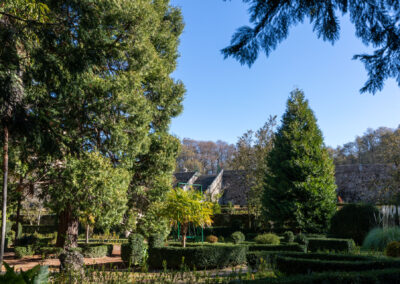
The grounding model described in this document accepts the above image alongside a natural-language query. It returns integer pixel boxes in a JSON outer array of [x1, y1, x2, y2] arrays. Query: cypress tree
[[263, 89, 336, 233]]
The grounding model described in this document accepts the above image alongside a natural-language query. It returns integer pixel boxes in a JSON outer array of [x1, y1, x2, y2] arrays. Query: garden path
[[2, 245, 123, 271]]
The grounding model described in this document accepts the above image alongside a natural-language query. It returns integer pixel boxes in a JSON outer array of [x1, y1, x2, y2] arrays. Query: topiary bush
[[231, 231, 245, 244], [14, 246, 35, 258], [206, 235, 218, 243], [330, 203, 379, 244], [254, 233, 280, 245], [148, 233, 165, 248], [121, 233, 145, 266], [362, 227, 400, 251], [282, 231, 294, 243], [385, 241, 400, 257], [80, 244, 113, 258], [294, 233, 308, 246]]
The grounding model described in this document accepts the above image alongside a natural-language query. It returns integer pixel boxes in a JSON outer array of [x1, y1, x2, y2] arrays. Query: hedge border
[[148, 244, 248, 269]]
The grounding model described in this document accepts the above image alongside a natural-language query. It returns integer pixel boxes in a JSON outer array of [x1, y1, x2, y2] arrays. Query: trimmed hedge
[[254, 233, 280, 245], [37, 247, 64, 259], [246, 251, 370, 270], [246, 251, 306, 270], [121, 234, 145, 266], [80, 244, 113, 258], [247, 243, 306, 252], [307, 238, 355, 252], [275, 255, 400, 275], [148, 244, 247, 269], [233, 268, 400, 283], [14, 246, 35, 258]]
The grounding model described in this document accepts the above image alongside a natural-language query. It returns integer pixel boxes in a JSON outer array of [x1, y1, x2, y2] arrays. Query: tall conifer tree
[[263, 89, 336, 233]]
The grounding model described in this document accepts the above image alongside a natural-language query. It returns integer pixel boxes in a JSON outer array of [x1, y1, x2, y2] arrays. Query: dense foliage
[[0, 0, 185, 251], [330, 204, 379, 244], [223, 0, 400, 94], [263, 90, 337, 233]]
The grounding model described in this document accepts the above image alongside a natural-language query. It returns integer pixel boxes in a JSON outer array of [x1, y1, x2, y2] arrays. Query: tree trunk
[[14, 192, 22, 244], [56, 207, 79, 248], [85, 223, 89, 244], [0, 125, 9, 271], [181, 223, 188, 248]]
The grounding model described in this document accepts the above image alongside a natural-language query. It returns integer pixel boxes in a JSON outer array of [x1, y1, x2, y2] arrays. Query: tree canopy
[[162, 187, 214, 247], [222, 0, 400, 93]]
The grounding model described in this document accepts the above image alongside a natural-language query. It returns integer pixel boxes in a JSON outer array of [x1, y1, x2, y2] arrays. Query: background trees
[[222, 0, 400, 94], [263, 89, 337, 233], [176, 139, 235, 174], [230, 116, 276, 227]]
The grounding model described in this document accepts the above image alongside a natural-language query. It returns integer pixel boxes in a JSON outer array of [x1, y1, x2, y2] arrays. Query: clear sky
[[169, 0, 400, 148]]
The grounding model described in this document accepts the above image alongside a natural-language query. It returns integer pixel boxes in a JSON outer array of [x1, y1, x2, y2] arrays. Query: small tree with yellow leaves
[[162, 188, 214, 247]]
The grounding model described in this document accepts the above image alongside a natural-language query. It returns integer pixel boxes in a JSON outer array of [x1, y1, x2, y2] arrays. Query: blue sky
[[169, 0, 400, 148]]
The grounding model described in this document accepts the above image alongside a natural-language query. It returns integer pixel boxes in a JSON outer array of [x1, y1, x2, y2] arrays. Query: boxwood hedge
[[247, 243, 306, 252], [276, 255, 400, 275], [246, 251, 372, 271], [307, 238, 355, 253], [148, 244, 247, 269]]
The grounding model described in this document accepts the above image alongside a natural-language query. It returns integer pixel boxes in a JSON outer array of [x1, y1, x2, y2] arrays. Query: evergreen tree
[[263, 89, 336, 233], [222, 0, 400, 94]]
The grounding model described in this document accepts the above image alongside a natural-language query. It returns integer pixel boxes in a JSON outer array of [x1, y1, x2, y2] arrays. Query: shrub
[[148, 244, 247, 269], [294, 234, 308, 246], [247, 243, 306, 252], [282, 231, 294, 243], [148, 233, 165, 248], [38, 247, 64, 259], [308, 238, 355, 253], [275, 254, 400, 275], [206, 235, 218, 243], [363, 227, 400, 251], [330, 203, 379, 244], [121, 233, 145, 266], [81, 244, 113, 258], [385, 241, 400, 257], [254, 233, 280, 245], [231, 231, 245, 244], [14, 246, 35, 258], [0, 262, 49, 283]]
